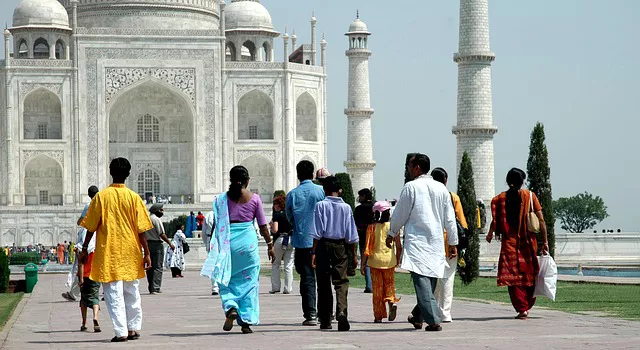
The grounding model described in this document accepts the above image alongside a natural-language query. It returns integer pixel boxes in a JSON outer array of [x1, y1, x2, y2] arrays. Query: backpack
[[450, 193, 469, 250]]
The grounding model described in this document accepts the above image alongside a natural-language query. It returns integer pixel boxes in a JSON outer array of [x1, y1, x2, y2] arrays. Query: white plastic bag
[[534, 255, 558, 301]]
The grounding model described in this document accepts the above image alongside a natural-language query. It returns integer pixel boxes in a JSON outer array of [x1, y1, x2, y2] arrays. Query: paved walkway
[[1, 272, 639, 349]]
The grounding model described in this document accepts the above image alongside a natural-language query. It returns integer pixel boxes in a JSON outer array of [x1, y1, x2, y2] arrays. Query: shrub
[[457, 152, 479, 285], [9, 252, 40, 266], [0, 249, 9, 292], [163, 215, 187, 239], [335, 173, 355, 210]]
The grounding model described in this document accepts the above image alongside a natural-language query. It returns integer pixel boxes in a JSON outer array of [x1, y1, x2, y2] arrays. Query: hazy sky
[[2, 1, 638, 231]]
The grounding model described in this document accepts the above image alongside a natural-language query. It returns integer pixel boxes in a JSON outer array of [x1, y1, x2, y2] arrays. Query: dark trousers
[[171, 267, 182, 277], [315, 240, 349, 326], [410, 272, 441, 325], [357, 229, 372, 290], [146, 241, 164, 292], [294, 248, 317, 320]]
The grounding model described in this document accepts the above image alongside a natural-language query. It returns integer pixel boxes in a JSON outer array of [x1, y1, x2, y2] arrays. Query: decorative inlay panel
[[20, 83, 63, 100], [236, 150, 276, 165], [235, 84, 274, 101], [105, 68, 195, 104], [22, 150, 64, 166]]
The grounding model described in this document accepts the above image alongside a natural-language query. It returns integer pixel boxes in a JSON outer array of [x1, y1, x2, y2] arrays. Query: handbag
[[182, 241, 190, 254], [527, 190, 541, 234], [450, 193, 468, 250]]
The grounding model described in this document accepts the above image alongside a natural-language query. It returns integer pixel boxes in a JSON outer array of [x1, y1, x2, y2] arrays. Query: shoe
[[320, 324, 332, 330], [374, 319, 382, 323], [61, 292, 76, 302], [364, 289, 372, 293], [283, 291, 291, 295], [408, 315, 423, 330], [224, 308, 238, 331], [425, 324, 442, 332], [268, 290, 280, 294], [149, 292, 156, 295], [93, 320, 101, 333], [111, 336, 127, 342], [80, 326, 87, 332], [241, 326, 253, 334], [212, 291, 219, 296], [302, 318, 318, 326], [155, 290, 162, 294], [336, 313, 350, 332], [127, 332, 141, 340], [388, 303, 398, 322]]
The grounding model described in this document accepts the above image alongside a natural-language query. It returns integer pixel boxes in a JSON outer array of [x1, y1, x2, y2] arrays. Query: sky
[[2, 0, 639, 231]]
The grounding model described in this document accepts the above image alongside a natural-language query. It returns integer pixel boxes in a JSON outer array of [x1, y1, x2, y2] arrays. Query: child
[[361, 201, 402, 323], [77, 229, 101, 333], [311, 176, 359, 331]]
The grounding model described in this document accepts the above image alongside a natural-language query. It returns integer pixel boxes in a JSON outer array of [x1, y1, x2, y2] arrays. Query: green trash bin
[[24, 263, 39, 293]]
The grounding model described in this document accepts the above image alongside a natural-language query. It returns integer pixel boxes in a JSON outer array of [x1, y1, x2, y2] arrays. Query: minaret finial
[[356, 10, 359, 19]]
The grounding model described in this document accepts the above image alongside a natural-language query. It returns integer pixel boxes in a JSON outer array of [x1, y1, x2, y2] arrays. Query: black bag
[[182, 241, 190, 254], [450, 193, 469, 250]]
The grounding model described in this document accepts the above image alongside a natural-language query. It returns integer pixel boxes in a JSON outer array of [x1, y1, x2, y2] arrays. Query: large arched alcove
[[109, 81, 194, 198], [23, 89, 62, 140], [241, 155, 275, 203], [24, 155, 63, 205], [296, 92, 318, 141], [237, 90, 274, 140]]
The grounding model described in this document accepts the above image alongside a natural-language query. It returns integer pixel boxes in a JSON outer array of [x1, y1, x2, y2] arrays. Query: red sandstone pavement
[[1, 272, 639, 350]]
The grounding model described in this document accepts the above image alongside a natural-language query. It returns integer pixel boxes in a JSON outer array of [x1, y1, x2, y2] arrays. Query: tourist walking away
[[354, 188, 375, 292], [201, 165, 276, 334], [57, 243, 65, 264], [486, 168, 548, 319], [64, 241, 70, 264], [386, 154, 458, 332], [286, 160, 325, 326], [79, 157, 154, 342], [311, 176, 359, 331], [77, 228, 101, 333], [202, 210, 220, 295], [196, 211, 205, 231], [362, 201, 402, 323], [145, 203, 175, 294], [166, 226, 187, 278], [431, 167, 468, 323], [269, 194, 294, 294], [185, 211, 197, 238]]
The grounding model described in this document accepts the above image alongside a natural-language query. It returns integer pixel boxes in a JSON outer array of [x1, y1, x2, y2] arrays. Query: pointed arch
[[33, 38, 50, 59], [55, 39, 66, 60], [226, 41, 237, 62], [296, 92, 318, 142], [18, 39, 28, 58], [237, 89, 274, 140], [241, 155, 275, 203], [261, 41, 271, 62], [24, 154, 63, 205], [23, 88, 62, 140], [241, 40, 256, 61]]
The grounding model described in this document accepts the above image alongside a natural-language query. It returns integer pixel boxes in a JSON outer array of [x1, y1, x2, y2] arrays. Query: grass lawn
[[262, 268, 640, 320], [0, 293, 24, 330]]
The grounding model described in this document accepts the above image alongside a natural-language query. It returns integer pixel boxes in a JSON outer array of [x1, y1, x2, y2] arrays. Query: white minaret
[[344, 13, 375, 195], [453, 0, 498, 203]]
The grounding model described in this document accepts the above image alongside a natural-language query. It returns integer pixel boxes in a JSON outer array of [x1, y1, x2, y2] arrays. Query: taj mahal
[[0, 0, 498, 248]]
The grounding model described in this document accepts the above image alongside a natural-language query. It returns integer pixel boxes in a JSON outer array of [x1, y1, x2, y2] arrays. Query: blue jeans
[[410, 272, 441, 325], [358, 230, 372, 291], [294, 248, 317, 320]]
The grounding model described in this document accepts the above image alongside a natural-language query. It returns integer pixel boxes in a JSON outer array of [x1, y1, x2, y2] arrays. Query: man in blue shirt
[[311, 176, 359, 331], [286, 160, 325, 326]]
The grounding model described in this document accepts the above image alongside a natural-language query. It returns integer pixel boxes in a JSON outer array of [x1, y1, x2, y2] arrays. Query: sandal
[[515, 311, 528, 320], [425, 324, 442, 332], [93, 320, 101, 333], [223, 308, 238, 332], [388, 303, 398, 322], [241, 325, 253, 334], [127, 332, 140, 340], [408, 315, 423, 330], [110, 336, 127, 342], [374, 319, 382, 323]]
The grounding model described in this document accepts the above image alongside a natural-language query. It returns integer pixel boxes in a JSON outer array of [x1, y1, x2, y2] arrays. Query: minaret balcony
[[344, 161, 376, 169], [345, 49, 372, 57], [453, 52, 495, 63], [344, 108, 374, 117], [452, 126, 498, 136]]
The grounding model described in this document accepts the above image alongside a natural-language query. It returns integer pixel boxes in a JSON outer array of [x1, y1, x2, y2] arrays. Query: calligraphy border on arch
[[84, 47, 216, 187], [19, 83, 63, 102], [105, 68, 196, 105], [235, 150, 276, 165], [294, 86, 318, 101], [22, 150, 64, 167], [235, 85, 275, 102]]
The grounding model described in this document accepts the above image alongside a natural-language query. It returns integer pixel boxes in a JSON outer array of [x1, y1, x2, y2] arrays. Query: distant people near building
[[354, 188, 374, 292], [486, 168, 549, 320], [269, 194, 294, 294], [168, 195, 172, 204], [286, 160, 325, 326], [200, 166, 275, 334], [387, 154, 458, 332], [57, 243, 65, 265], [431, 167, 468, 323], [312, 176, 359, 331], [145, 203, 175, 295], [202, 210, 219, 296], [166, 225, 187, 278], [196, 211, 205, 231], [64, 241, 71, 264], [79, 157, 154, 342], [181, 195, 185, 205], [185, 211, 197, 238], [77, 227, 101, 333], [362, 201, 402, 323]]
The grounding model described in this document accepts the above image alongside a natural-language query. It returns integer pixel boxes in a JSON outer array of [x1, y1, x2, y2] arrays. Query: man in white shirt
[[386, 154, 458, 332], [202, 211, 219, 296]]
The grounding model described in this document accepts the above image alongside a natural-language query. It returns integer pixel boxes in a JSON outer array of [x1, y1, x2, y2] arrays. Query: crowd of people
[[54, 153, 548, 342], [3, 242, 77, 265]]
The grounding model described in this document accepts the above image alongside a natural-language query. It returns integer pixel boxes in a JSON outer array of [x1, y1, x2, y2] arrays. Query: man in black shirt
[[354, 188, 374, 293]]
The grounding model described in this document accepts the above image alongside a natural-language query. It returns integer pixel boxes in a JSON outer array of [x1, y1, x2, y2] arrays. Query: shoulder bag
[[527, 190, 541, 234]]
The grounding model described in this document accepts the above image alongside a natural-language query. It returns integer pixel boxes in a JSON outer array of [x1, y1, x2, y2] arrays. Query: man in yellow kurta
[[79, 157, 153, 342], [431, 167, 468, 323]]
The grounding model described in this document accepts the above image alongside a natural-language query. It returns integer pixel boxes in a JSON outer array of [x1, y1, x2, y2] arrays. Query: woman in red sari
[[486, 168, 548, 319]]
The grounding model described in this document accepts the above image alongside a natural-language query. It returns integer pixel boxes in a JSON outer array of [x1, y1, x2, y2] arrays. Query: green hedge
[[163, 215, 187, 239], [0, 250, 9, 293], [9, 252, 41, 266]]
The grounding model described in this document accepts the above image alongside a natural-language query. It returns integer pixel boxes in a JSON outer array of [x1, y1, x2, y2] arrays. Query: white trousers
[[270, 236, 295, 293], [435, 257, 457, 322], [103, 280, 142, 337]]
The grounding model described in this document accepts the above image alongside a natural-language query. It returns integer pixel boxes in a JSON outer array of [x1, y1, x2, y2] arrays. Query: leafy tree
[[527, 122, 556, 256], [0, 249, 9, 293], [457, 152, 479, 285], [370, 187, 377, 202], [163, 215, 187, 239], [335, 173, 355, 210], [553, 192, 609, 233]]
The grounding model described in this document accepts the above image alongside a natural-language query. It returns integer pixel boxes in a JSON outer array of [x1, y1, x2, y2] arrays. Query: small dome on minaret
[[347, 11, 370, 34]]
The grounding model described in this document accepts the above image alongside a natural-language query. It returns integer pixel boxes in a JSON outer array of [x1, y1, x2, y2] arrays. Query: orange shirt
[[81, 184, 153, 283], [82, 253, 94, 278]]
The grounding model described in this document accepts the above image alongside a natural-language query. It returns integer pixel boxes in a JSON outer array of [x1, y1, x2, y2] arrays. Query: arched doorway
[[237, 90, 274, 140], [296, 92, 318, 141], [241, 155, 275, 204], [24, 155, 63, 205], [109, 81, 194, 200], [23, 89, 62, 140]]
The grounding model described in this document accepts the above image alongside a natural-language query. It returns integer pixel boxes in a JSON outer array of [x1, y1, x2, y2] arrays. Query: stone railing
[[288, 62, 324, 75], [225, 62, 285, 70], [5, 59, 73, 68], [59, 0, 219, 14]]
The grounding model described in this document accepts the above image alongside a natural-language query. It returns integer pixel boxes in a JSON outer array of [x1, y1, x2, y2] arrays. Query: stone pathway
[[1, 272, 639, 349]]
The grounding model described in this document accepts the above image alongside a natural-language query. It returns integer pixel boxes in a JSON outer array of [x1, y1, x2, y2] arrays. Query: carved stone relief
[[22, 150, 64, 166], [236, 84, 274, 102], [105, 68, 196, 105], [235, 150, 276, 165], [20, 83, 63, 101]]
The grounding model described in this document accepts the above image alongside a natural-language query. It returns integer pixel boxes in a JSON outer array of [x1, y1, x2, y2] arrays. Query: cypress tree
[[335, 173, 356, 210], [0, 249, 10, 293], [457, 152, 479, 285], [527, 122, 556, 256]]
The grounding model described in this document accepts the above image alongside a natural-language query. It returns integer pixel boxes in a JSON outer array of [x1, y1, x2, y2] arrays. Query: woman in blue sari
[[201, 166, 276, 334]]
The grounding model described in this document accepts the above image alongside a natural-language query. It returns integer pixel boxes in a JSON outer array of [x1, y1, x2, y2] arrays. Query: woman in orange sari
[[486, 168, 548, 319], [57, 243, 65, 265]]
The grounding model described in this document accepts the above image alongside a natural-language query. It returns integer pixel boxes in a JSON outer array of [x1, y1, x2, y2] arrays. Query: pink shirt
[[227, 193, 267, 226]]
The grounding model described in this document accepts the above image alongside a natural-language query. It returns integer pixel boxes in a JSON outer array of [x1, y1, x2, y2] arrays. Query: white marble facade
[[0, 0, 328, 246]]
